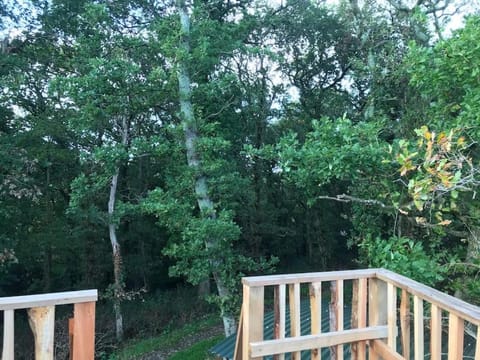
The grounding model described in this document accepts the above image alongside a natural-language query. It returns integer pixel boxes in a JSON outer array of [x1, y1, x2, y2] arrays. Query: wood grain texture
[[28, 306, 55, 360], [2, 309, 14, 360], [250, 326, 388, 357], [430, 304, 442, 360], [413, 296, 424, 360], [72, 302, 95, 360], [242, 269, 377, 287], [310, 282, 322, 360], [400, 290, 410, 359], [0, 290, 97, 311], [447, 313, 464, 360], [289, 283, 301, 360]]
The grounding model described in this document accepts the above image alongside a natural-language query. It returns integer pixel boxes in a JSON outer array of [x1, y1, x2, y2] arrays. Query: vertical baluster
[[2, 310, 14, 360], [28, 306, 55, 360], [330, 281, 338, 360], [72, 302, 96, 360], [336, 280, 344, 360], [274, 284, 286, 360], [368, 278, 387, 360], [430, 304, 442, 360], [289, 283, 301, 360], [447, 314, 464, 360], [310, 282, 322, 360], [357, 278, 367, 360], [387, 283, 397, 351], [351, 280, 359, 360], [413, 296, 424, 360], [400, 290, 410, 359]]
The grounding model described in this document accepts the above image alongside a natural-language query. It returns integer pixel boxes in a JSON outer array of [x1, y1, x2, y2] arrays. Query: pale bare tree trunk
[[176, 0, 236, 336], [108, 116, 129, 342]]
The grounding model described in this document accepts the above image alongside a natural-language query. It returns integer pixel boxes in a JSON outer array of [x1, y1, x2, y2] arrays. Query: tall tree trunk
[[176, 0, 236, 337], [108, 116, 129, 342], [108, 167, 124, 342]]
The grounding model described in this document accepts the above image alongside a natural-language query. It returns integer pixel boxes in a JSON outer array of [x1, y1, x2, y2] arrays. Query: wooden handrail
[[376, 269, 480, 325], [1, 290, 97, 360], [0, 289, 97, 311], [242, 268, 378, 287], [235, 268, 480, 360]]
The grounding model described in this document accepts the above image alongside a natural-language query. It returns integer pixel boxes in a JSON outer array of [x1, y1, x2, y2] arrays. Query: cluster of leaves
[[359, 236, 445, 286]]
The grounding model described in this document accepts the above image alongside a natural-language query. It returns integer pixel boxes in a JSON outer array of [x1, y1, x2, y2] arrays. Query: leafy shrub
[[359, 236, 445, 286]]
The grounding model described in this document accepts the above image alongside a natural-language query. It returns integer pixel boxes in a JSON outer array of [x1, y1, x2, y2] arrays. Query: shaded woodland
[[1, 0, 479, 352]]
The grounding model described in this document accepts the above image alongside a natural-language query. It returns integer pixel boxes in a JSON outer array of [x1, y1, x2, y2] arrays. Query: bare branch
[[317, 193, 393, 209]]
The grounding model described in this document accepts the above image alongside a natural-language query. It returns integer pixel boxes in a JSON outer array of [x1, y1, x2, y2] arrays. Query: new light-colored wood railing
[[1, 289, 97, 360], [234, 268, 480, 360]]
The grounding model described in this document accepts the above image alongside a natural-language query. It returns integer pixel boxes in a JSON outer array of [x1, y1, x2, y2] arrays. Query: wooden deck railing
[[234, 268, 480, 360], [1, 289, 97, 360]]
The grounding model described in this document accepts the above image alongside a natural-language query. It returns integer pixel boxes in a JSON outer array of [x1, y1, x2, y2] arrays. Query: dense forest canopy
[[1, 0, 479, 347]]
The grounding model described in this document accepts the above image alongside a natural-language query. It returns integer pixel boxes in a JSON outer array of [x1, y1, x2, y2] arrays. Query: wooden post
[[447, 313, 464, 360], [430, 304, 442, 360], [330, 281, 338, 360], [2, 310, 14, 360], [72, 302, 95, 360], [399, 290, 410, 360], [336, 280, 344, 360], [357, 278, 367, 360], [274, 285, 286, 360], [368, 278, 387, 360], [289, 283, 301, 360], [387, 283, 397, 351], [27, 306, 55, 360], [310, 282, 322, 360], [351, 280, 359, 360], [242, 285, 264, 360], [413, 296, 424, 360]]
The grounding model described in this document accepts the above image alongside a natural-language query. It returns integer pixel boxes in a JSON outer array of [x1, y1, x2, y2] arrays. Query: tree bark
[[107, 116, 129, 342], [176, 0, 236, 337]]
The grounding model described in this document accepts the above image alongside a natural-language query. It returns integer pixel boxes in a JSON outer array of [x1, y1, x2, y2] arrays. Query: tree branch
[[317, 193, 393, 209]]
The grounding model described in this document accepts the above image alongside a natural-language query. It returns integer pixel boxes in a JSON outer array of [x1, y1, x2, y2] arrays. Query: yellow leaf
[[415, 216, 427, 224]]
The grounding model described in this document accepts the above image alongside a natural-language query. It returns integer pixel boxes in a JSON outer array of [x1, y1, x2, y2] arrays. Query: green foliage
[[112, 314, 220, 360], [359, 236, 445, 286]]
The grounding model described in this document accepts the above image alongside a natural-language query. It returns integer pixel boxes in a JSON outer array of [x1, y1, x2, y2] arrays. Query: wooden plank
[[447, 313, 464, 360], [377, 269, 480, 325], [250, 326, 388, 357], [370, 339, 405, 360], [413, 296, 424, 360], [351, 280, 359, 360], [357, 278, 368, 360], [233, 306, 243, 360], [368, 278, 387, 360], [399, 290, 410, 359], [0, 290, 97, 311], [336, 280, 344, 360], [330, 281, 338, 360], [242, 269, 378, 287], [430, 304, 442, 360], [242, 285, 264, 360], [289, 283, 301, 360], [475, 326, 480, 360], [2, 309, 14, 360], [310, 282, 322, 360], [27, 306, 55, 360], [72, 301, 95, 360], [274, 285, 286, 360], [387, 283, 397, 351]]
